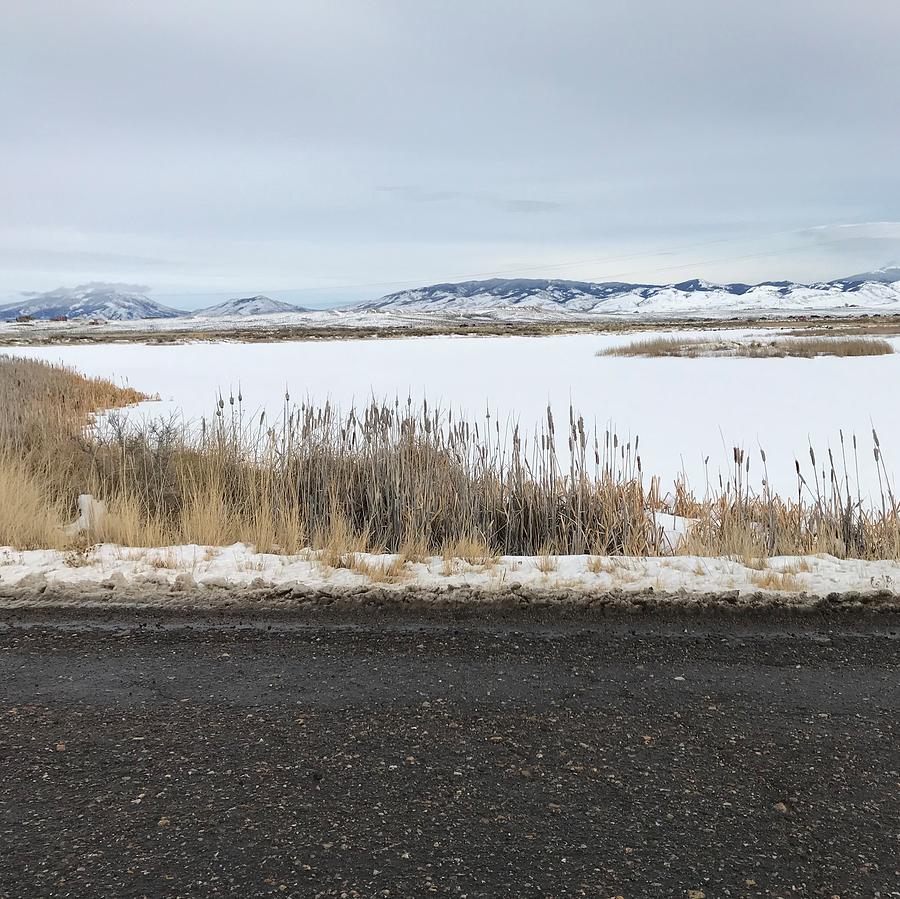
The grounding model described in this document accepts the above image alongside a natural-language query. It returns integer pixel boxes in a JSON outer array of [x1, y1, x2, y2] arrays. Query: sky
[[1, 0, 899, 309]]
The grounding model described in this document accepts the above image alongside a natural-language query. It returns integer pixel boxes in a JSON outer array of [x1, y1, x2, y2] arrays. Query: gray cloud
[[1, 0, 899, 305]]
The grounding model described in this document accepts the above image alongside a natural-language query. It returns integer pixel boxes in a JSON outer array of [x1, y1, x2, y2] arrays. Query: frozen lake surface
[[6, 332, 899, 500]]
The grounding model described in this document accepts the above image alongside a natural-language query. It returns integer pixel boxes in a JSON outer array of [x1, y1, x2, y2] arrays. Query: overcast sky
[[2, 0, 899, 308]]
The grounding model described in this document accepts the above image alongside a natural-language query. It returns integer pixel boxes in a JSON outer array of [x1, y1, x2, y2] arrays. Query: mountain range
[[3, 268, 900, 321], [0, 285, 309, 321], [359, 267, 900, 315]]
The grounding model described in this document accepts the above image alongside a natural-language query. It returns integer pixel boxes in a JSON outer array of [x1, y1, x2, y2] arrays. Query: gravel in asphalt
[[0, 607, 898, 898]]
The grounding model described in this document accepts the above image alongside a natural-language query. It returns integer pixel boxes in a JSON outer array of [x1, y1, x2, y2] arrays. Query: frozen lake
[[6, 332, 899, 500]]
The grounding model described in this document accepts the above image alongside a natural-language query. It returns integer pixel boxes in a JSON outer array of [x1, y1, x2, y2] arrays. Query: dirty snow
[[0, 544, 897, 604]]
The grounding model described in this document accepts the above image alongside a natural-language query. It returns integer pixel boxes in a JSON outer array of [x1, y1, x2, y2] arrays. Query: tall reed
[[2, 354, 899, 560]]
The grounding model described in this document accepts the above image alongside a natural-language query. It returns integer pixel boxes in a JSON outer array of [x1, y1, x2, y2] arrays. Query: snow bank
[[1, 544, 898, 611]]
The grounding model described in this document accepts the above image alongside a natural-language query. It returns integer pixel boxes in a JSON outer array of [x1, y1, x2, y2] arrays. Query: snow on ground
[[0, 308, 434, 336], [5, 331, 899, 499], [0, 544, 897, 603]]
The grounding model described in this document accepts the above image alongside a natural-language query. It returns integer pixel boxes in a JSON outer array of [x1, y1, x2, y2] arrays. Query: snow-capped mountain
[[191, 296, 308, 317], [359, 270, 900, 316], [360, 279, 655, 312], [0, 285, 311, 322], [0, 283, 185, 321], [6, 268, 900, 324], [835, 265, 900, 286]]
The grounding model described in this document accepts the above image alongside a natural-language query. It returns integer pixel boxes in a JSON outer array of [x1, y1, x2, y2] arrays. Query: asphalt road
[[0, 606, 898, 898]]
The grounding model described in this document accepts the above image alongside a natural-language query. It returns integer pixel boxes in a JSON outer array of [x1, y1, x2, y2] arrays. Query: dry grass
[[587, 555, 613, 574], [750, 569, 802, 592], [145, 549, 181, 570], [536, 548, 558, 573], [769, 338, 893, 357], [0, 458, 68, 549], [2, 354, 900, 562], [349, 555, 409, 583], [6, 313, 900, 351], [398, 536, 430, 565], [740, 555, 769, 572], [441, 534, 498, 567], [600, 335, 894, 358], [314, 514, 370, 570], [0, 355, 146, 549]]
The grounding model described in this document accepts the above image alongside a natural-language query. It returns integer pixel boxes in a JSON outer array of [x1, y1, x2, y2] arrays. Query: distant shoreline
[[5, 312, 900, 346]]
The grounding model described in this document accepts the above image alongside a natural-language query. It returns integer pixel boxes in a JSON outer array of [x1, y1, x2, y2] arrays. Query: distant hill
[[835, 266, 900, 286], [0, 286, 310, 322], [6, 268, 900, 322], [191, 296, 309, 317], [0, 283, 185, 321], [358, 269, 900, 315]]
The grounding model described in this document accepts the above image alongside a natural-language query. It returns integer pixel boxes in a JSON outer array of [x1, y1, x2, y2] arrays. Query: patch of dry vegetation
[[749, 569, 802, 592], [587, 556, 615, 575], [348, 555, 409, 583], [0, 356, 146, 548], [599, 335, 894, 358], [441, 534, 497, 567], [536, 548, 558, 573], [2, 354, 900, 562], [6, 313, 900, 350], [0, 356, 658, 556]]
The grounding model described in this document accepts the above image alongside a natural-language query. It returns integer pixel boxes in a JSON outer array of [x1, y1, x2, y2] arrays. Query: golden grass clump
[[314, 513, 371, 570], [0, 457, 68, 549], [349, 555, 409, 583], [536, 548, 558, 573], [750, 569, 802, 592], [441, 534, 497, 567], [398, 535, 430, 565], [599, 336, 894, 359], [587, 556, 616, 574]]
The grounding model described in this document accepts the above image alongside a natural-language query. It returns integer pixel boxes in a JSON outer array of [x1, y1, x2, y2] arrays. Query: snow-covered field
[[1, 544, 897, 606], [4, 330, 899, 499]]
